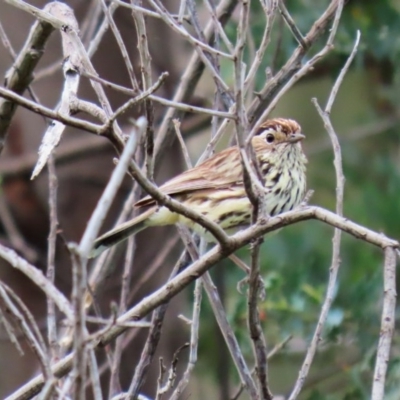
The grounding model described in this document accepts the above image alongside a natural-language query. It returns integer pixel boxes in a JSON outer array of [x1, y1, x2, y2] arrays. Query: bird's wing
[[135, 146, 243, 208]]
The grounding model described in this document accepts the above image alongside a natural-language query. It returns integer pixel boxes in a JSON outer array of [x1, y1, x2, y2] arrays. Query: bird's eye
[[266, 133, 275, 143]]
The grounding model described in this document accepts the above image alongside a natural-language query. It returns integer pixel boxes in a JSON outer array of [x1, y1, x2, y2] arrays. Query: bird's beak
[[288, 132, 305, 143]]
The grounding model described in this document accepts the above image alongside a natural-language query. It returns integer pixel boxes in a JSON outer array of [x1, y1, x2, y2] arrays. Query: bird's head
[[254, 118, 305, 146]]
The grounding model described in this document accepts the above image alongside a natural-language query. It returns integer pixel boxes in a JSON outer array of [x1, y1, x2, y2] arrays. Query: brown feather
[[134, 134, 281, 208], [135, 146, 245, 208]]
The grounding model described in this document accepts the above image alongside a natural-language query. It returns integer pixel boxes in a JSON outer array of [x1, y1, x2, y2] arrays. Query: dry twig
[[289, 29, 360, 400]]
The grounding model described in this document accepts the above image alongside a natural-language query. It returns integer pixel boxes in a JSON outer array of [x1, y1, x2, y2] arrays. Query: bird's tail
[[90, 208, 155, 258]]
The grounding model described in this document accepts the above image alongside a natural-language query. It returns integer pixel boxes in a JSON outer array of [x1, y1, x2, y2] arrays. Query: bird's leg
[[300, 189, 314, 207], [230, 254, 266, 299]]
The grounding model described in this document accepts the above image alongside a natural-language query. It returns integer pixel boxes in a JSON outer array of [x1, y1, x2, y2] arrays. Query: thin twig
[[244, 1, 277, 93], [248, 0, 345, 139], [186, 0, 234, 108], [233, 1, 272, 398], [0, 1, 55, 152], [81, 71, 235, 119], [0, 308, 24, 356], [0, 86, 102, 134], [126, 248, 193, 398], [47, 157, 59, 361], [99, 0, 139, 91], [173, 119, 193, 169], [108, 73, 168, 124], [156, 344, 188, 399], [80, 0, 103, 49], [88, 346, 103, 400], [148, 0, 234, 61], [247, 0, 343, 126], [278, 0, 306, 48], [153, 0, 237, 157], [178, 231, 258, 399], [0, 135, 110, 177], [79, 119, 142, 259], [86, 1, 115, 58], [289, 29, 359, 400], [247, 235, 272, 400], [233, 0, 263, 212], [231, 335, 293, 400], [0, 244, 73, 321], [115, 0, 185, 20], [169, 262, 203, 400], [60, 119, 142, 352], [203, 0, 234, 53], [371, 247, 397, 400], [203, 270, 259, 400], [31, 2, 81, 179], [108, 236, 136, 397], [2, 283, 48, 358], [87, 186, 137, 303], [70, 250, 87, 400], [131, 0, 156, 179], [0, 283, 52, 380], [0, 17, 44, 114]]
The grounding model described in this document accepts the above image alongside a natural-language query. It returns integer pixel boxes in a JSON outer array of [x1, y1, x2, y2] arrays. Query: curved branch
[[5, 205, 398, 400]]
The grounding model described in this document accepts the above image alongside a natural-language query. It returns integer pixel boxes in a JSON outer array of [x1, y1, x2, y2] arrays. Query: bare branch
[[289, 29, 359, 400], [79, 119, 142, 259], [248, 0, 343, 126], [249, 0, 345, 138], [0, 1, 54, 152], [148, 0, 234, 61], [131, 0, 156, 179], [126, 249, 193, 398], [231, 335, 293, 400], [244, 1, 277, 93], [108, 235, 136, 397], [177, 232, 258, 399], [153, 0, 237, 157], [99, 0, 139, 91], [372, 247, 397, 400], [31, 2, 80, 179], [278, 0, 306, 48], [0, 86, 102, 134], [0, 283, 52, 380], [81, 72, 236, 119], [4, 203, 400, 400], [108, 73, 168, 124], [173, 119, 193, 169], [169, 273, 203, 400], [0, 244, 73, 321], [46, 157, 59, 361]]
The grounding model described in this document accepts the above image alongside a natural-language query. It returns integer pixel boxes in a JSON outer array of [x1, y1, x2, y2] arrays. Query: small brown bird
[[91, 118, 307, 257]]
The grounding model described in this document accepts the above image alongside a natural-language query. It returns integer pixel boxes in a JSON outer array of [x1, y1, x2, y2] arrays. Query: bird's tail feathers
[[90, 208, 154, 258]]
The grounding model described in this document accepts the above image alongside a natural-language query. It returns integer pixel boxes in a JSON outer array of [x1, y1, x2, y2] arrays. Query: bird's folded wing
[[135, 147, 243, 208]]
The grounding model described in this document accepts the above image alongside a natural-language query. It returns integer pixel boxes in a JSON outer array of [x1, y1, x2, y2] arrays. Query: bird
[[91, 118, 307, 257]]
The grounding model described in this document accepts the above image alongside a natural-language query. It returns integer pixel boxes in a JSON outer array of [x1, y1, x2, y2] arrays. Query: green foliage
[[339, 0, 400, 61]]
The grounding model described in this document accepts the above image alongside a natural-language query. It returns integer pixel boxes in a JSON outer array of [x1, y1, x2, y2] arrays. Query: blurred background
[[0, 0, 399, 399]]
